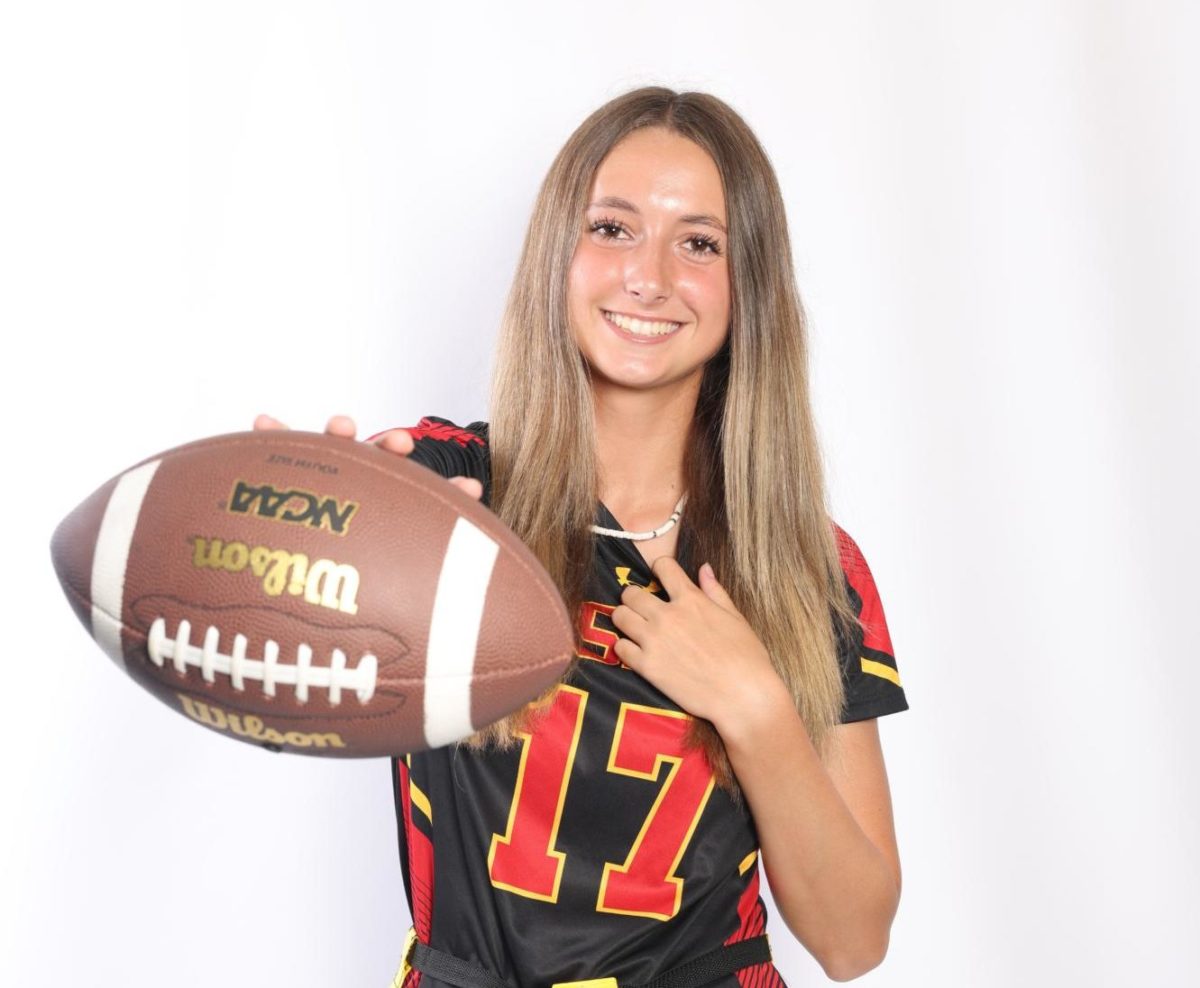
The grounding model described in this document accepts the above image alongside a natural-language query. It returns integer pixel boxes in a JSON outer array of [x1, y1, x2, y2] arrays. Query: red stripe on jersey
[[726, 864, 785, 988], [727, 859, 763, 941], [834, 523, 894, 656], [367, 418, 485, 447], [397, 758, 435, 988]]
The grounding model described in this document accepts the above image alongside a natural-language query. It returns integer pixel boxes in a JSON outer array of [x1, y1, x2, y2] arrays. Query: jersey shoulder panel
[[833, 522, 909, 722], [373, 416, 491, 498]]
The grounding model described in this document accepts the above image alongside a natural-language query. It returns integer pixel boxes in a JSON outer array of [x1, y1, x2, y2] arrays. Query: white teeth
[[605, 311, 680, 337]]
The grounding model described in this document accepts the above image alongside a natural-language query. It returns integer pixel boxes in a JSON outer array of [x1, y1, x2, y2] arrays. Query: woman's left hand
[[610, 557, 786, 731]]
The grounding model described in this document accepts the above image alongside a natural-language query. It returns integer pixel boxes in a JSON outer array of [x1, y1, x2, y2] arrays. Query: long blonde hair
[[467, 87, 859, 794]]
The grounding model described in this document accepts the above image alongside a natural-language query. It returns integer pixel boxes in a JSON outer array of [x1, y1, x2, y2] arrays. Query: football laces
[[146, 616, 377, 705]]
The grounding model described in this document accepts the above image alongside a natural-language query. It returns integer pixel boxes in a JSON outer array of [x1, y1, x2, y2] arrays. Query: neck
[[591, 379, 699, 507]]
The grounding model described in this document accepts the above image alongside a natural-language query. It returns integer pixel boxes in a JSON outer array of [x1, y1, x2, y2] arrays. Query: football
[[49, 430, 575, 757]]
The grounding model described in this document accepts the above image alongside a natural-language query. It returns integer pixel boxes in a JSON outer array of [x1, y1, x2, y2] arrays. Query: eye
[[684, 232, 723, 257], [588, 216, 629, 240]]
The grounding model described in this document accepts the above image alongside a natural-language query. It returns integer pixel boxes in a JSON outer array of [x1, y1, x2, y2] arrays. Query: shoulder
[[372, 416, 491, 489], [404, 416, 489, 449], [831, 521, 908, 722], [832, 521, 894, 658]]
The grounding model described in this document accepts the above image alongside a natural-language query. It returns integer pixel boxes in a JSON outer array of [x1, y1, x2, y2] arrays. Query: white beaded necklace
[[590, 493, 688, 542]]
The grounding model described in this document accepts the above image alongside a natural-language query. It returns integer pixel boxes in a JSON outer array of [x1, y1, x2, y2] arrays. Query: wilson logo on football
[[176, 694, 348, 750], [227, 480, 359, 535], [190, 536, 361, 615]]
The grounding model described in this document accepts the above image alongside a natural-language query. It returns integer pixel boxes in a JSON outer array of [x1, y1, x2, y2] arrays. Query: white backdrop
[[3, 2, 1197, 985]]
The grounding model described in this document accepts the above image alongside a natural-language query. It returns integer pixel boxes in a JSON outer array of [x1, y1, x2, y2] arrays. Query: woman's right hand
[[253, 414, 484, 502]]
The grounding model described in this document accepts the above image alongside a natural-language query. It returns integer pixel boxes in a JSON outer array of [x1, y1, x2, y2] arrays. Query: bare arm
[[720, 691, 901, 981]]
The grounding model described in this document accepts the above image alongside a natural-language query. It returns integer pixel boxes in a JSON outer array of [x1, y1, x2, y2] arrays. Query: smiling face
[[567, 127, 731, 400]]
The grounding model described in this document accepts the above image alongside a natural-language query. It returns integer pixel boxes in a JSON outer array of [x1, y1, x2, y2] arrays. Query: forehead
[[590, 128, 726, 222]]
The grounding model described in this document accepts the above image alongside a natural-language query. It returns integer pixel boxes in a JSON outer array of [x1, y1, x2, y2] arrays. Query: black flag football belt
[[394, 927, 773, 988]]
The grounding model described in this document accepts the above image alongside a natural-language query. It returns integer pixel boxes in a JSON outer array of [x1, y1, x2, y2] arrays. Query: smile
[[602, 310, 683, 339]]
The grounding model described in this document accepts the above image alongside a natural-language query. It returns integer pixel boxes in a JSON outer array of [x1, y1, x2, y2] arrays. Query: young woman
[[259, 87, 907, 987]]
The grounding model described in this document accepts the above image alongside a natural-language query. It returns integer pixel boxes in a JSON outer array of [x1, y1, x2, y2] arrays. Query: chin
[[589, 362, 702, 396]]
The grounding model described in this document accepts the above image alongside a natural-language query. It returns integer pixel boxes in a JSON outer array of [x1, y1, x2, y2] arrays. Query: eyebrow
[[588, 196, 728, 234]]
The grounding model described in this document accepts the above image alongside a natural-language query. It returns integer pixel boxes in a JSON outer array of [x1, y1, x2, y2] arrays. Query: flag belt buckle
[[552, 979, 619, 988]]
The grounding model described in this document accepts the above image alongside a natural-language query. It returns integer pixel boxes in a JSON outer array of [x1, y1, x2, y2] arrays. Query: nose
[[623, 241, 671, 305]]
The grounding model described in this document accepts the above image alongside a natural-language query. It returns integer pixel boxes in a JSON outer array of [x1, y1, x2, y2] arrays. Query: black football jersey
[[389, 417, 908, 987]]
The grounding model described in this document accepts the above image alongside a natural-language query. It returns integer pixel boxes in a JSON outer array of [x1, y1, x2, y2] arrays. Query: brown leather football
[[49, 430, 574, 757]]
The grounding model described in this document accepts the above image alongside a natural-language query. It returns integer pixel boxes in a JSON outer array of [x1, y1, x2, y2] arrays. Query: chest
[[597, 500, 685, 574], [631, 527, 680, 571]]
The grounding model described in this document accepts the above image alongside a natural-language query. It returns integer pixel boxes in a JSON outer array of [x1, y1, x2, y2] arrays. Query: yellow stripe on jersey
[[410, 779, 433, 823], [861, 657, 901, 687], [738, 850, 758, 875], [404, 753, 433, 823]]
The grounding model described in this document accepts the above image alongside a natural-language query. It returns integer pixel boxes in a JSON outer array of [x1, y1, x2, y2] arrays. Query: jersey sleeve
[[370, 415, 492, 503], [834, 524, 909, 723]]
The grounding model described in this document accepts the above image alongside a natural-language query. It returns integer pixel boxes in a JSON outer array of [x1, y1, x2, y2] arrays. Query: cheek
[[568, 243, 618, 310], [679, 267, 731, 331]]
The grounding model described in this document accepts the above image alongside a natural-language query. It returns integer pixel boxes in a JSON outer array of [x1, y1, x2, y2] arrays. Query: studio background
[[3, 2, 1196, 985]]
